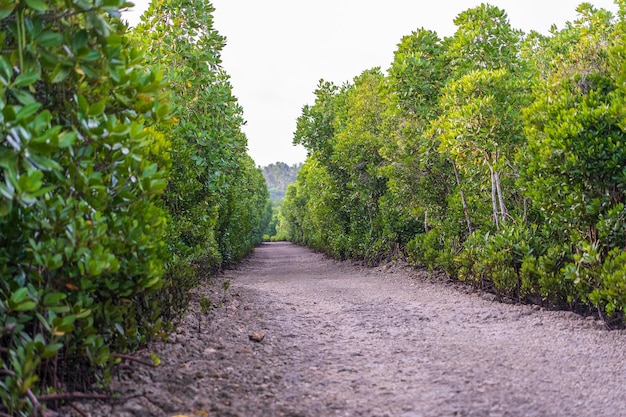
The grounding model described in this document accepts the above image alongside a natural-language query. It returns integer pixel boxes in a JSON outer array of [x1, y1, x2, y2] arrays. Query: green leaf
[[27, 185, 55, 198], [36, 312, 52, 331], [14, 300, 37, 312], [16, 102, 42, 121], [13, 72, 40, 87], [76, 94, 88, 115], [11, 89, 36, 105], [24, 0, 48, 11], [0, 56, 12, 86], [17, 170, 43, 193], [88, 98, 107, 116], [37, 31, 63, 47], [74, 308, 91, 319], [44, 293, 68, 307], [58, 131, 77, 148], [27, 154, 62, 171], [41, 343, 64, 359], [0, 0, 15, 19], [73, 30, 89, 50], [50, 66, 71, 84], [156, 103, 171, 119], [10, 287, 28, 304], [48, 304, 70, 313], [0, 183, 14, 200], [0, 198, 12, 216]]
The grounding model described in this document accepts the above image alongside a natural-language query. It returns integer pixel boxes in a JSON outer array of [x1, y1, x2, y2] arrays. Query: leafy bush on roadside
[[0, 0, 171, 414], [0, 0, 269, 415], [282, 3, 626, 322], [134, 0, 270, 318]]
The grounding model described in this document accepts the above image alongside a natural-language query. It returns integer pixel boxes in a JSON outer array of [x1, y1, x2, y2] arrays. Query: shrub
[[456, 223, 543, 298], [0, 0, 170, 414]]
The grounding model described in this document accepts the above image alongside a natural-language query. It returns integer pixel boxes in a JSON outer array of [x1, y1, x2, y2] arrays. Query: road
[[74, 242, 626, 417]]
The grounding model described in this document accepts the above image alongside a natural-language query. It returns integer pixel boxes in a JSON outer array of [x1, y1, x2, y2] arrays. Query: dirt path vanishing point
[[73, 242, 626, 417]]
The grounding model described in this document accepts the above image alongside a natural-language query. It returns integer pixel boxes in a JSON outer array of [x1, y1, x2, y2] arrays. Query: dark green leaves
[[24, 0, 48, 12], [0, 1, 172, 414]]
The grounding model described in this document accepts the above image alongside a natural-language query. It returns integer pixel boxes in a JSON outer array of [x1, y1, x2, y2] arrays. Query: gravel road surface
[[70, 242, 626, 417]]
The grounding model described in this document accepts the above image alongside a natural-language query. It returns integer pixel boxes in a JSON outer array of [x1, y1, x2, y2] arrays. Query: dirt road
[[76, 242, 626, 417]]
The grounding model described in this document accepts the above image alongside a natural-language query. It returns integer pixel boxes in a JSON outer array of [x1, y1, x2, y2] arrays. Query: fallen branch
[[112, 353, 157, 368], [37, 392, 110, 402]]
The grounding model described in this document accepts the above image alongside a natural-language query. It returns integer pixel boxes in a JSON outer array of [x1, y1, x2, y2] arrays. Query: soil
[[66, 242, 626, 417]]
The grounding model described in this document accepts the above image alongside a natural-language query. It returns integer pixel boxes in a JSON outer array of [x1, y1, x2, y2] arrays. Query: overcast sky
[[124, 0, 620, 167]]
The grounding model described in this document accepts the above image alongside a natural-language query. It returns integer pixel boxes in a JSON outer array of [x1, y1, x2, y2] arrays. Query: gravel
[[65, 242, 626, 417]]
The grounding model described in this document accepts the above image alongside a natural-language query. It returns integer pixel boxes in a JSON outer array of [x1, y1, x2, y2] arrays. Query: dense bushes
[[281, 3, 626, 321], [0, 0, 269, 415]]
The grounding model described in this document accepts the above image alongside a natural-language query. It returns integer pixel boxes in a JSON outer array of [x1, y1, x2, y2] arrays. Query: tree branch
[[37, 392, 110, 402], [112, 353, 158, 368], [25, 389, 43, 417]]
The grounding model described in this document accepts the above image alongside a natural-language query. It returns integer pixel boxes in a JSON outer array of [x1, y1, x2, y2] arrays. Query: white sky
[[124, 0, 620, 167]]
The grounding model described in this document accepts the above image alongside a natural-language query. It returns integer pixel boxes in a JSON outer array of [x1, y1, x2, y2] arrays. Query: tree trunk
[[490, 167, 500, 229], [453, 162, 473, 234], [495, 170, 508, 224], [424, 209, 429, 233]]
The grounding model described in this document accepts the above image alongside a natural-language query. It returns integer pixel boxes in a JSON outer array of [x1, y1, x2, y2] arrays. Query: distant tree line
[[260, 162, 301, 240], [262, 162, 302, 201]]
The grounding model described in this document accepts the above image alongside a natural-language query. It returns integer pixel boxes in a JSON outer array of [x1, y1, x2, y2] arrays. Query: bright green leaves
[[284, 3, 626, 321], [435, 67, 529, 228], [12, 71, 38, 88], [24, 0, 48, 12], [135, 0, 269, 282], [388, 29, 447, 118], [447, 4, 523, 74], [294, 80, 338, 163], [1, 0, 171, 414], [0, 56, 12, 86], [0, 0, 15, 19], [287, 69, 391, 261], [519, 5, 626, 315], [8, 288, 38, 313]]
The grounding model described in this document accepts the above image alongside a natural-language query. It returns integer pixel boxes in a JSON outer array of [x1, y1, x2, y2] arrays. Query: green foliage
[[287, 69, 394, 262], [382, 29, 454, 252], [521, 4, 625, 314], [134, 0, 270, 310], [406, 227, 459, 276], [456, 224, 543, 298], [0, 0, 269, 414], [261, 162, 301, 241], [217, 155, 269, 263], [283, 2, 626, 322], [294, 80, 338, 164], [445, 4, 523, 74], [0, 0, 170, 414]]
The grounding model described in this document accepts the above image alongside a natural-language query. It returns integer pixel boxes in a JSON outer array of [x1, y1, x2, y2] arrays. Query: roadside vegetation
[[280, 3, 626, 322], [3, 0, 626, 415], [0, 0, 268, 415]]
